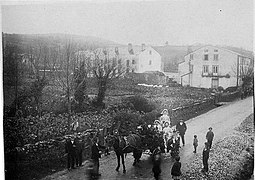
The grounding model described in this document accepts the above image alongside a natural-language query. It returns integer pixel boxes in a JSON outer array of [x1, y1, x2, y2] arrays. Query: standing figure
[[75, 135, 84, 167], [91, 137, 105, 176], [65, 136, 77, 170], [152, 153, 162, 180], [202, 142, 210, 173], [171, 156, 182, 180], [206, 127, 214, 149], [193, 135, 198, 153], [176, 120, 187, 146]]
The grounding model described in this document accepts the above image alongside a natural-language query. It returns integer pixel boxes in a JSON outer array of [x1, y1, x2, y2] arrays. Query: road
[[42, 96, 253, 180]]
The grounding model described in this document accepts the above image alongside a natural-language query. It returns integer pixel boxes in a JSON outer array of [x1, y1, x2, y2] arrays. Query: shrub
[[124, 95, 156, 113], [112, 111, 143, 135]]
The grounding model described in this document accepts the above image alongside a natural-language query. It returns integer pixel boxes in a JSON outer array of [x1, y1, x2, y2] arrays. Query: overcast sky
[[1, 0, 253, 50]]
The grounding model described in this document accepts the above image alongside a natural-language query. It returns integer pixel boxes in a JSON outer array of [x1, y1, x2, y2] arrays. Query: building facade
[[178, 45, 253, 89]]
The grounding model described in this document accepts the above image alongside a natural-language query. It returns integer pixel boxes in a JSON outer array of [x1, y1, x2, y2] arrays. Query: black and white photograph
[[1, 0, 254, 179]]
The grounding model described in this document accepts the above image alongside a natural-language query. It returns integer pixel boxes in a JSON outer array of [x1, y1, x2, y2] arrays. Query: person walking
[[171, 156, 182, 180], [176, 120, 187, 146], [152, 153, 162, 180], [91, 137, 105, 176], [65, 136, 77, 170], [206, 127, 214, 149], [202, 142, 210, 173], [193, 135, 198, 153]]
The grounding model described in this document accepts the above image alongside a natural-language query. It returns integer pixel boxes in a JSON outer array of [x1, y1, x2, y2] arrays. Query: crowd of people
[[62, 107, 215, 180]]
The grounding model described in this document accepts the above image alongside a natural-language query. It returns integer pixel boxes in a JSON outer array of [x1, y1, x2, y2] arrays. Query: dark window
[[132, 60, 135, 64], [204, 54, 208, 60], [126, 60, 130, 66], [149, 50, 152, 55], [149, 60, 152, 65], [203, 65, 209, 73]]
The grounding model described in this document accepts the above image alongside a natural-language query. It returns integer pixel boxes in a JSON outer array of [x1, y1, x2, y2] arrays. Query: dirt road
[[42, 96, 253, 180]]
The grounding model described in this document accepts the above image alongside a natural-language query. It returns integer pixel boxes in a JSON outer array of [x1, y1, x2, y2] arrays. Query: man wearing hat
[[65, 136, 77, 170], [206, 127, 214, 149], [176, 120, 187, 146]]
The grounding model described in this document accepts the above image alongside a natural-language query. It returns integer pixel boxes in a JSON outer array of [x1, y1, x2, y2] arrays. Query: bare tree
[[92, 49, 125, 108]]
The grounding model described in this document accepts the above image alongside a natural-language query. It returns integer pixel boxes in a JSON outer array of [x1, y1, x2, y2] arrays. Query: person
[[104, 134, 111, 156], [206, 127, 214, 149], [171, 156, 182, 180], [202, 142, 210, 173], [91, 137, 105, 176], [75, 135, 84, 167], [65, 136, 77, 170], [193, 135, 198, 153], [159, 109, 171, 127], [152, 153, 162, 180], [176, 120, 187, 146]]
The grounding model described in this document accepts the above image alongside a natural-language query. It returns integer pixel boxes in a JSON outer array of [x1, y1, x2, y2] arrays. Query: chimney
[[141, 43, 145, 51], [128, 43, 134, 54]]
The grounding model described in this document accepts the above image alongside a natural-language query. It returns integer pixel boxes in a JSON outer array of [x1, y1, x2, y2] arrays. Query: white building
[[76, 43, 163, 74], [178, 45, 253, 89]]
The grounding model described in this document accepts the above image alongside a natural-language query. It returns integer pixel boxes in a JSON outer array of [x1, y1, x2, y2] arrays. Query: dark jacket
[[91, 143, 105, 160], [202, 148, 210, 161], [65, 139, 77, 155], [152, 158, 161, 174], [171, 161, 182, 176], [176, 122, 187, 135], [206, 131, 214, 141]]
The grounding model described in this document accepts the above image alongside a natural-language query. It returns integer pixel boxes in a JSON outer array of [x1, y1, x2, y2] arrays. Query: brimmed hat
[[209, 127, 212, 130]]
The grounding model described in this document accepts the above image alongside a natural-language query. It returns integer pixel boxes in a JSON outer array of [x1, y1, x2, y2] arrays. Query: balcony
[[202, 72, 230, 78]]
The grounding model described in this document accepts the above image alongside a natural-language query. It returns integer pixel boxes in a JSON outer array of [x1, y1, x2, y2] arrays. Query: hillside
[[2, 33, 121, 50]]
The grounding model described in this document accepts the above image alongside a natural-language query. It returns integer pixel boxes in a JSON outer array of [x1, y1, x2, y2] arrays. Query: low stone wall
[[170, 98, 215, 126]]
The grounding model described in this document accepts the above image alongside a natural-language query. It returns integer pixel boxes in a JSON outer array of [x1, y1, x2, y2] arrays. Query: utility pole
[[236, 55, 239, 87]]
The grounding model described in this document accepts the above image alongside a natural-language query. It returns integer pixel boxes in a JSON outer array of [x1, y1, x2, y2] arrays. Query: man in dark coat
[[91, 137, 105, 176], [202, 142, 210, 173], [176, 120, 187, 146], [152, 153, 162, 180], [206, 127, 214, 149], [75, 135, 84, 167], [65, 136, 77, 170]]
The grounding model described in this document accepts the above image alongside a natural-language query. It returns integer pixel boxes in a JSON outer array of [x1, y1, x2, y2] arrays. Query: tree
[[92, 49, 125, 108]]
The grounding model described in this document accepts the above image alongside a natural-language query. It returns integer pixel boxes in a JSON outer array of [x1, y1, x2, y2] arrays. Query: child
[[193, 135, 198, 153], [171, 156, 182, 180]]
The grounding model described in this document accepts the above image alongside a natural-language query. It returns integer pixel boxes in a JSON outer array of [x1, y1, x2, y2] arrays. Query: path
[[42, 96, 253, 180]]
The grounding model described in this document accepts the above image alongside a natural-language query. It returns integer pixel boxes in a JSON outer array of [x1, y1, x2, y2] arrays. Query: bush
[[124, 95, 156, 113], [112, 111, 143, 135]]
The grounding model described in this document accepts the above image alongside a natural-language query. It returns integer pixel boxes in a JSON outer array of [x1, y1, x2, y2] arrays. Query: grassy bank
[[182, 114, 254, 180]]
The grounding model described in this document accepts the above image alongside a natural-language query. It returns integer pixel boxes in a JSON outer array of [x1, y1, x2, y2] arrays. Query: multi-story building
[[178, 45, 253, 89], [76, 43, 162, 74]]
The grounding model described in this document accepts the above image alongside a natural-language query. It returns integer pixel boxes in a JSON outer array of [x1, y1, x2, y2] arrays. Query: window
[[132, 60, 135, 64], [189, 64, 193, 72], [214, 54, 219, 61], [204, 49, 208, 53], [126, 60, 130, 67], [204, 54, 208, 60], [212, 65, 219, 74], [149, 60, 152, 65], [190, 54, 193, 60], [214, 49, 218, 52], [203, 65, 209, 73], [149, 50, 152, 55]]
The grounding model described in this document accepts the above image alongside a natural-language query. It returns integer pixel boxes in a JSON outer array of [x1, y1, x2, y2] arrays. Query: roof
[[185, 45, 253, 59]]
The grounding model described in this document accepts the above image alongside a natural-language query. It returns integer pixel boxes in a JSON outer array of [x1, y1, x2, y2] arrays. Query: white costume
[[159, 109, 171, 127]]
